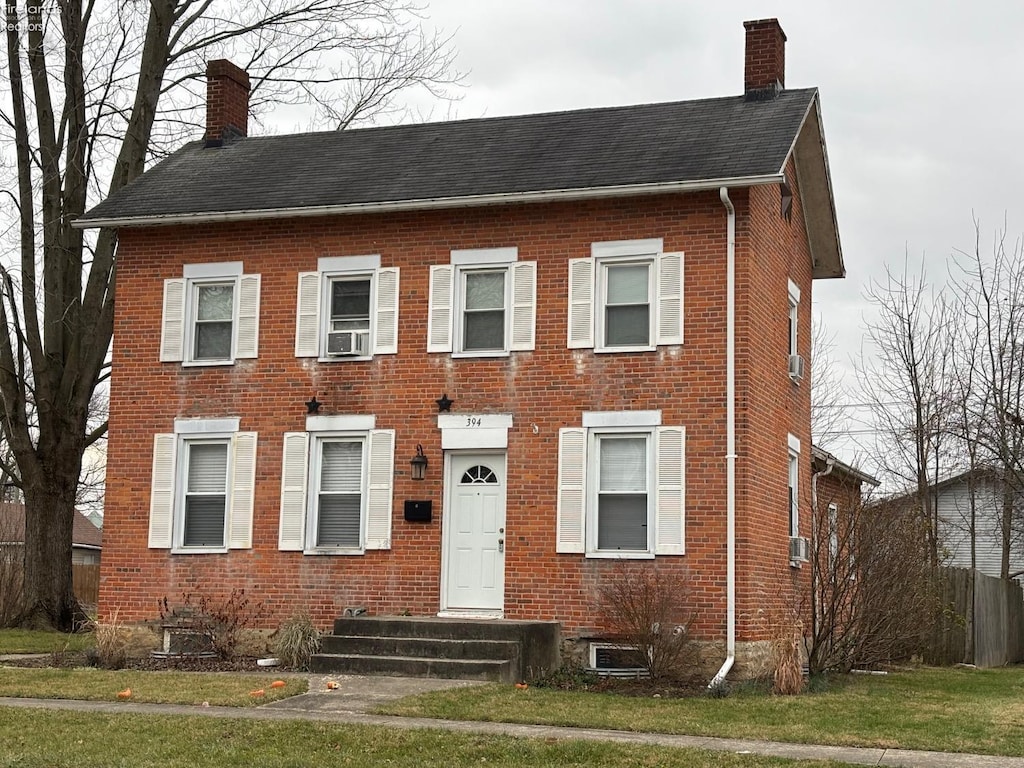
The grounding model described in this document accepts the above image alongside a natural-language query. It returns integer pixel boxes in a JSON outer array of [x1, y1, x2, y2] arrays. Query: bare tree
[[810, 316, 848, 452], [0, 0, 460, 629], [807, 488, 937, 673], [949, 221, 1024, 578], [858, 259, 955, 564]]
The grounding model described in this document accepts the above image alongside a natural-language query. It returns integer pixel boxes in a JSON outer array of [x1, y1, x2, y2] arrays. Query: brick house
[[78, 19, 848, 675]]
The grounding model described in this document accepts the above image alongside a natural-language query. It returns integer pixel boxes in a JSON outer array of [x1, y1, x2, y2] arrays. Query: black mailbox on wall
[[404, 500, 432, 522]]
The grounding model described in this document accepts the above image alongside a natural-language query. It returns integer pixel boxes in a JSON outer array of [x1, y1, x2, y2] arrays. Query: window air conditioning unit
[[327, 330, 368, 357], [789, 535, 810, 563], [788, 354, 805, 380]]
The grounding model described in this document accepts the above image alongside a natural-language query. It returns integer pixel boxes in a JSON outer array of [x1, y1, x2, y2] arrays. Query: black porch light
[[410, 444, 428, 481]]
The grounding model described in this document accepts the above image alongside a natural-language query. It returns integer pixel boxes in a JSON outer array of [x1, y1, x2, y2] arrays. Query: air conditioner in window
[[788, 354, 805, 380], [789, 535, 810, 564], [327, 330, 368, 357]]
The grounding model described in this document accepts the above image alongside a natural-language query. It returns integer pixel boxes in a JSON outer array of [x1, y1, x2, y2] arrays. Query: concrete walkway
[[0, 674, 1018, 768]]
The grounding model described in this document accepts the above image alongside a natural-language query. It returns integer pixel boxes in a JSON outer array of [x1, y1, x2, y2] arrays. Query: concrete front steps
[[310, 616, 560, 683]]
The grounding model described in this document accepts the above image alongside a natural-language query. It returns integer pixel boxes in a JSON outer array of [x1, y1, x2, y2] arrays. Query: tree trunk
[[17, 445, 88, 631]]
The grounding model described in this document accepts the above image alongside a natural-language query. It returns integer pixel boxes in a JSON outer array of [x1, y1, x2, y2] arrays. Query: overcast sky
[[389, 1, 1023, 472]]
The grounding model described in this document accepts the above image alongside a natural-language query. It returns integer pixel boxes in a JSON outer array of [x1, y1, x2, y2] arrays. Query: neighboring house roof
[[75, 88, 843, 279], [0, 503, 103, 549], [811, 445, 880, 487]]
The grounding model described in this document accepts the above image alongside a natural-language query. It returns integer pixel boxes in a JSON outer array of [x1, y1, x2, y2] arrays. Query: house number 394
[[465, 417, 483, 427]]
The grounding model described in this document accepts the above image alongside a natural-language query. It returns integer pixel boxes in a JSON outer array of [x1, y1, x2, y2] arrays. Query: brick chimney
[[743, 18, 786, 100], [205, 60, 250, 147]]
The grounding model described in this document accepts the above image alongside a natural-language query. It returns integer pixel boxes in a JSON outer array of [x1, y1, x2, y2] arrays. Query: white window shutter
[[654, 426, 685, 555], [148, 434, 177, 548], [365, 429, 395, 550], [426, 265, 454, 352], [656, 252, 684, 346], [278, 432, 309, 550], [228, 432, 257, 549], [160, 279, 186, 362], [294, 272, 321, 357], [556, 428, 587, 553], [235, 275, 261, 359], [567, 258, 594, 349], [510, 261, 537, 351], [373, 267, 400, 355]]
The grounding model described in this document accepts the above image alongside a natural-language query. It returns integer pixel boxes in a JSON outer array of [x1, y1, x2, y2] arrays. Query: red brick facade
[[100, 168, 817, 648]]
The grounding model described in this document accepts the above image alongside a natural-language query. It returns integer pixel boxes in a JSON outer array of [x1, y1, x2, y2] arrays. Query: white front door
[[442, 453, 506, 613]]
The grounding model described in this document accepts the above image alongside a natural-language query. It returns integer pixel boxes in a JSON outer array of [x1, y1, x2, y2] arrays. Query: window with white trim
[[295, 255, 399, 359], [278, 416, 395, 554], [568, 239, 683, 352], [787, 279, 801, 379], [161, 262, 261, 365], [788, 435, 800, 538], [827, 502, 839, 563], [427, 247, 536, 357], [148, 419, 257, 553], [557, 412, 684, 558]]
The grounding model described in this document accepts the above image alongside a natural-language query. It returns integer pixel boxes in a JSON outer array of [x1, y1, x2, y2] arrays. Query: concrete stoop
[[310, 616, 560, 683]]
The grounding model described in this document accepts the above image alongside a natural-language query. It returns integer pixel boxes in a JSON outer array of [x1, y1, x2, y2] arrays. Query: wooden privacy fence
[[927, 567, 1024, 667], [73, 564, 100, 607]]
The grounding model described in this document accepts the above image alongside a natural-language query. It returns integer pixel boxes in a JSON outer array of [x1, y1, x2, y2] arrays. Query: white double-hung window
[[161, 262, 261, 365], [557, 411, 685, 558], [427, 247, 537, 356], [148, 418, 257, 553], [278, 415, 395, 554], [568, 239, 683, 352], [295, 255, 399, 359]]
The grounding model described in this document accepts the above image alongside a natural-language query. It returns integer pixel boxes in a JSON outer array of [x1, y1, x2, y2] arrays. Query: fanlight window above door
[[460, 465, 498, 484]]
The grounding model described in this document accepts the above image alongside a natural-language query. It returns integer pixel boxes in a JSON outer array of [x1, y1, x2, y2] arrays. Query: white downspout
[[710, 187, 737, 688]]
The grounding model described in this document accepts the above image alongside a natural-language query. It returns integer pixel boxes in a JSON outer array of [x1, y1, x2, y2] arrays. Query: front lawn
[[0, 709, 844, 767], [377, 666, 1024, 757], [0, 628, 93, 654], [0, 667, 306, 706]]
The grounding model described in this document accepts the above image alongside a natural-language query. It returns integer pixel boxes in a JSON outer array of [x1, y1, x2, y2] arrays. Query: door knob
[[498, 539, 504, 553]]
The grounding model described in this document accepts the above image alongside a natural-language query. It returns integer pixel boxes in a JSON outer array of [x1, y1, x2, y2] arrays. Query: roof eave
[[786, 91, 845, 280], [72, 174, 787, 229]]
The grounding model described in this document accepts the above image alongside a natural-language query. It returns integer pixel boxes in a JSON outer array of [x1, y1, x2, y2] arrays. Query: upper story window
[[148, 418, 257, 554], [427, 247, 536, 357], [161, 262, 261, 365], [568, 239, 683, 352], [556, 411, 685, 559], [787, 279, 804, 380], [278, 415, 395, 555], [295, 255, 399, 360]]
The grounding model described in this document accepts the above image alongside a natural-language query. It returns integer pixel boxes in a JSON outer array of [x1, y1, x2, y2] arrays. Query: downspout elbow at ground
[[710, 186, 736, 689]]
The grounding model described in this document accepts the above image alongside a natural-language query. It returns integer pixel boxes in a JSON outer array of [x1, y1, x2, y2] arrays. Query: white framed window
[[827, 502, 839, 563], [161, 262, 261, 365], [427, 247, 536, 357], [788, 434, 801, 538], [278, 417, 395, 554], [557, 412, 684, 558], [148, 419, 257, 553], [568, 239, 683, 352], [295, 255, 399, 359], [787, 279, 802, 380]]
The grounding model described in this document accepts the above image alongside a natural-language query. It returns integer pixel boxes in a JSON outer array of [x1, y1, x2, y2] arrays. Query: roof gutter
[[71, 173, 786, 229], [709, 186, 737, 689]]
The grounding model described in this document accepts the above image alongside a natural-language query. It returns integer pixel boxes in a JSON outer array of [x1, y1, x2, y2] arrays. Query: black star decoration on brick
[[306, 396, 321, 414], [436, 393, 453, 412]]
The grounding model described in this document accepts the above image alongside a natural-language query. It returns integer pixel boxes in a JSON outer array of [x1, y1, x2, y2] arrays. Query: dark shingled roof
[[78, 88, 818, 224], [0, 503, 102, 548]]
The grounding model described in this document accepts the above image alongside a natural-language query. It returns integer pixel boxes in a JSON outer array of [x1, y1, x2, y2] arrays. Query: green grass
[[377, 666, 1024, 757], [0, 628, 93, 654], [0, 708, 846, 767], [0, 667, 307, 706]]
